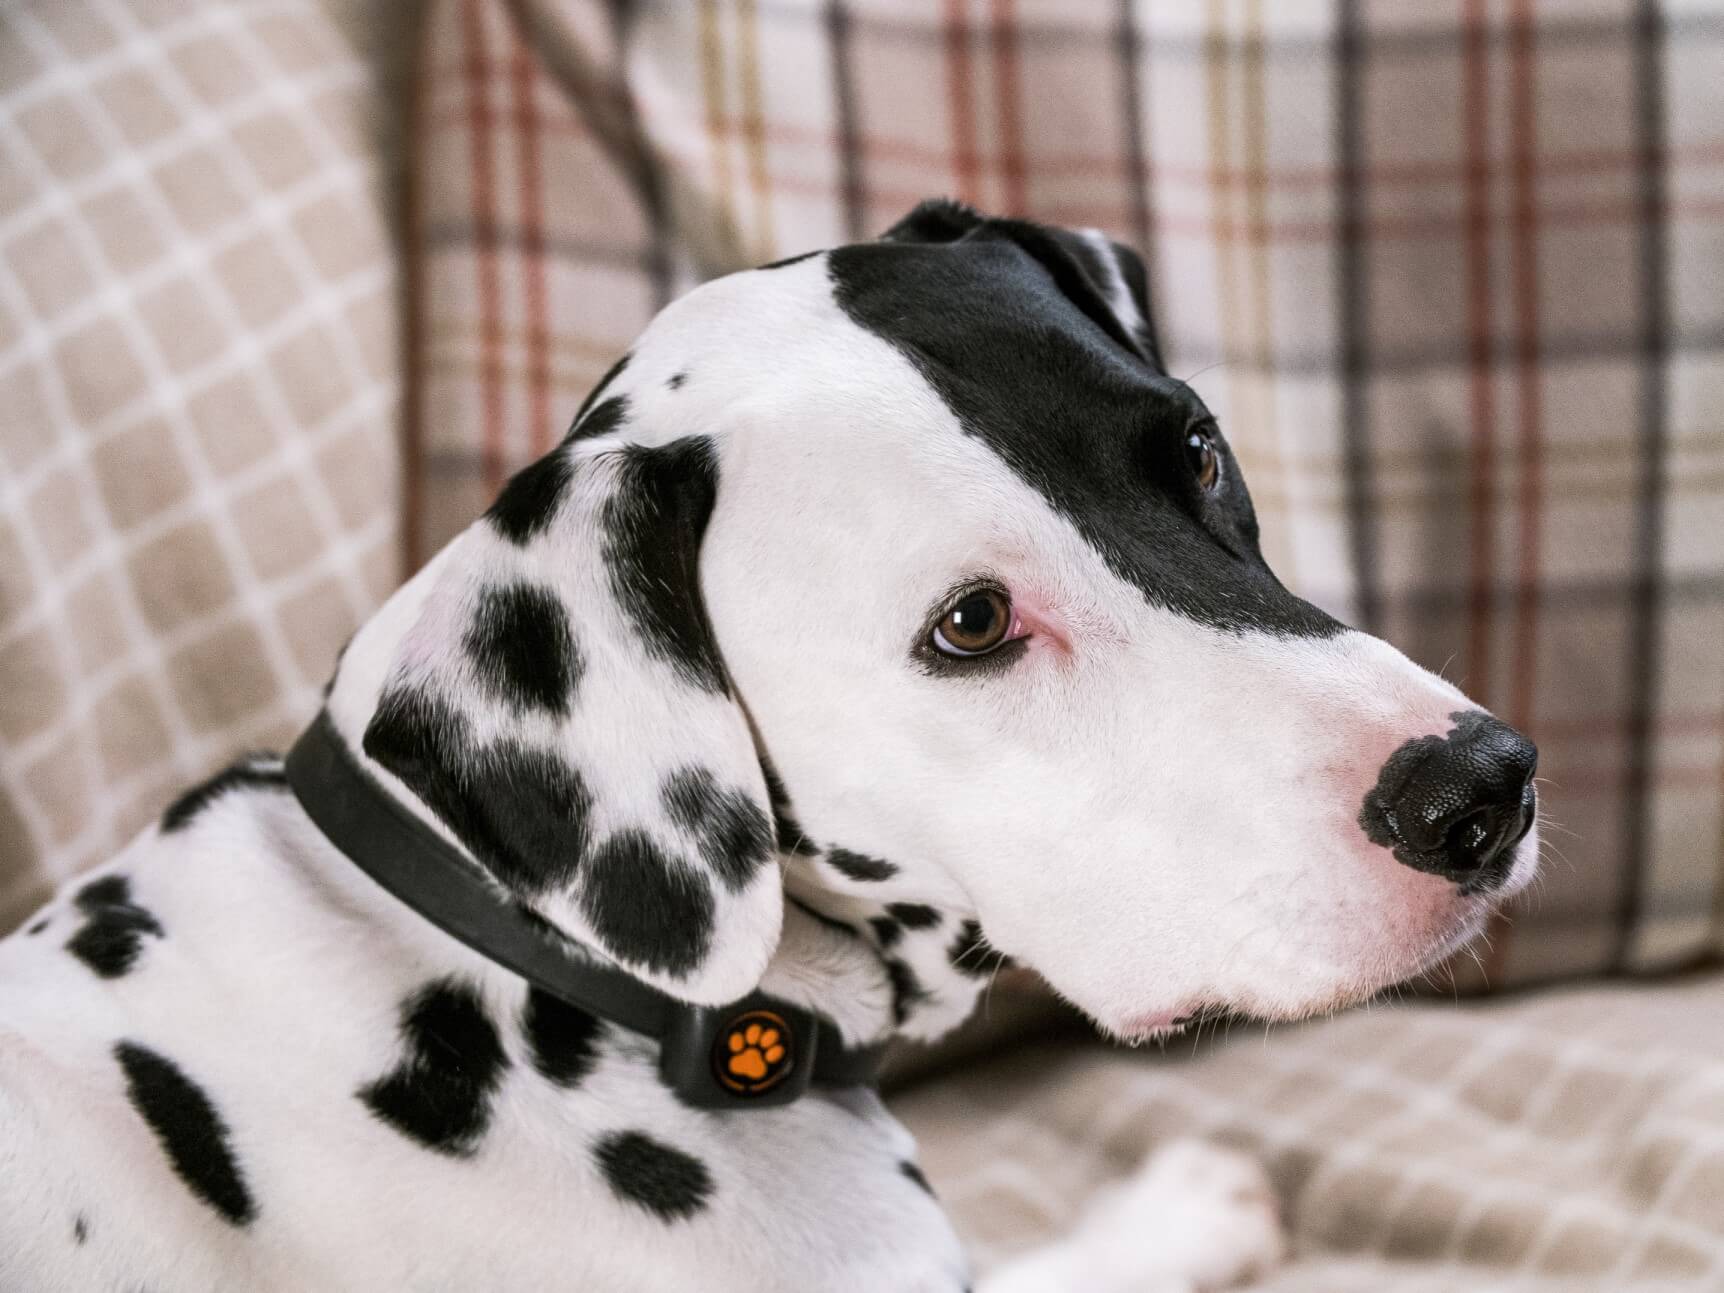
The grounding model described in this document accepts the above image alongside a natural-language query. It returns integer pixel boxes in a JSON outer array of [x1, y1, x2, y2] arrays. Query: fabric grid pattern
[[0, 0, 401, 930], [897, 973, 1724, 1289], [407, 0, 1724, 989]]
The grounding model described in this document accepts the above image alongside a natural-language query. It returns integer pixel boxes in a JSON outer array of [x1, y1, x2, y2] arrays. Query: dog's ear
[[336, 418, 780, 1006], [880, 197, 986, 245], [879, 199, 1163, 372]]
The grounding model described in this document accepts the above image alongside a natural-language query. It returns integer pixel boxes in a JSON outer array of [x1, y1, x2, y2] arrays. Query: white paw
[[1081, 1139, 1285, 1290]]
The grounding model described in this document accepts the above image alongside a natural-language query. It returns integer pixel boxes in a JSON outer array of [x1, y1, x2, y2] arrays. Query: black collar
[[285, 711, 881, 1109]]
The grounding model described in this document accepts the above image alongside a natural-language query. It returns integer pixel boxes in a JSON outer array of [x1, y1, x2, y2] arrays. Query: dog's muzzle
[[1360, 711, 1538, 892]]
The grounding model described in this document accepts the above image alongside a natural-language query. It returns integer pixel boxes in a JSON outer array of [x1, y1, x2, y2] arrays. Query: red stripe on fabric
[[1508, 3, 1544, 731], [944, 0, 981, 204], [509, 24, 553, 457], [1461, 0, 1497, 703], [1486, 0, 1545, 983], [402, 9, 439, 573], [990, 0, 1027, 215], [462, 0, 507, 495]]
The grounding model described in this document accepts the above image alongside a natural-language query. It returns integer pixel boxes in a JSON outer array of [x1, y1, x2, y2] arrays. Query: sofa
[[4, 1, 1723, 1286]]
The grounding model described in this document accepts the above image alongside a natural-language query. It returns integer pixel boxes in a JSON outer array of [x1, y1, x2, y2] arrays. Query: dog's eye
[[931, 588, 1016, 658], [1185, 428, 1222, 493]]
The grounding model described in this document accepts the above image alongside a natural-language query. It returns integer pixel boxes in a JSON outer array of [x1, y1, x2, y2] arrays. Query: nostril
[[1441, 807, 1499, 872], [1361, 711, 1539, 887]]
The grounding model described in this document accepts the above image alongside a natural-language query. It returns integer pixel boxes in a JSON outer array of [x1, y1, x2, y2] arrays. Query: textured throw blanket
[[897, 972, 1724, 1290]]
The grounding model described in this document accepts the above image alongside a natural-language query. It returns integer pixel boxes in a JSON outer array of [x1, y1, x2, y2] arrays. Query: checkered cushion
[[0, 0, 400, 929], [409, 0, 1724, 988], [896, 970, 1724, 1288]]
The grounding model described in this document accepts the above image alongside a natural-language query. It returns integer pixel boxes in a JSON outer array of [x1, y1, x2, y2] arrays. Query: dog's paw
[[1084, 1139, 1285, 1290], [979, 1140, 1284, 1293]]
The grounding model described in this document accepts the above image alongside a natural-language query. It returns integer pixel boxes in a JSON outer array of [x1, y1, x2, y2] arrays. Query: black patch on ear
[[594, 1129, 714, 1221], [601, 437, 729, 694], [578, 831, 714, 977], [868, 916, 901, 949], [358, 978, 509, 1158], [486, 449, 576, 546], [26, 918, 47, 936], [661, 768, 773, 893], [886, 958, 930, 1026], [759, 758, 817, 856], [570, 352, 630, 428], [522, 987, 604, 1088], [160, 759, 288, 833], [114, 1042, 254, 1227], [885, 902, 941, 930], [882, 198, 985, 245], [755, 249, 820, 271], [899, 1160, 935, 1196], [565, 394, 630, 445], [464, 582, 581, 715], [666, 371, 687, 390], [947, 919, 1009, 979], [364, 688, 593, 895], [830, 218, 1343, 641], [66, 875, 163, 979], [825, 847, 898, 882]]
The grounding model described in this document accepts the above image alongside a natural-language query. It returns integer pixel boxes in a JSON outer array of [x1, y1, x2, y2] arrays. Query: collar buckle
[[660, 994, 818, 1110]]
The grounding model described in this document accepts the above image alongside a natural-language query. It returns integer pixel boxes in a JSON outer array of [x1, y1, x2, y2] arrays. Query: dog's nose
[[1361, 713, 1538, 888]]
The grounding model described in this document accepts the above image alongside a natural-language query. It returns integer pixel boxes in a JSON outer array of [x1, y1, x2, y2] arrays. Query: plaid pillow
[[0, 0, 400, 928], [408, 0, 1724, 990]]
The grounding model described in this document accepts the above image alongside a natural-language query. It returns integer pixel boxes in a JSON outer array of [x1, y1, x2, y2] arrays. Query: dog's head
[[330, 201, 1538, 1039]]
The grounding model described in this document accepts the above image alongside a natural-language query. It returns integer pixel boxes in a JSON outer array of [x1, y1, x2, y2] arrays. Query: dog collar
[[285, 711, 883, 1110]]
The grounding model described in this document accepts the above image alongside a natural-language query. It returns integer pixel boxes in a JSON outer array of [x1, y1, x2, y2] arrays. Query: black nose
[[1360, 712, 1538, 889]]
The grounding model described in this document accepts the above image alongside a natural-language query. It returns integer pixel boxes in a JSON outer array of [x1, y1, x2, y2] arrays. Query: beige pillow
[[0, 0, 401, 929]]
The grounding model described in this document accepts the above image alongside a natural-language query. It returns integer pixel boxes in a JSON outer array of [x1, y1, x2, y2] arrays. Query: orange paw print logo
[[714, 1010, 794, 1095]]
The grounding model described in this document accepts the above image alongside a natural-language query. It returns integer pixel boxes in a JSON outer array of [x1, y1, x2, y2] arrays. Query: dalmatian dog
[[0, 200, 1540, 1292]]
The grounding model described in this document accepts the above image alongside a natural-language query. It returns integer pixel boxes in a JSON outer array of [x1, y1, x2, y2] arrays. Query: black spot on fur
[[787, 896, 864, 942], [759, 758, 817, 856], [755, 249, 819, 271], [358, 979, 509, 1158], [661, 768, 772, 893], [72, 1213, 88, 1244], [486, 449, 575, 545], [601, 437, 728, 694], [947, 920, 1009, 979], [364, 688, 593, 895], [886, 958, 930, 1026], [464, 583, 581, 715], [159, 759, 288, 833], [869, 916, 901, 949], [886, 902, 941, 930], [66, 875, 163, 979], [594, 1129, 713, 1221], [666, 371, 687, 390], [900, 1160, 935, 1196], [569, 351, 631, 429], [114, 1042, 254, 1226], [578, 831, 714, 978], [565, 394, 630, 445], [881, 197, 984, 245], [825, 848, 898, 882], [26, 918, 47, 936], [522, 987, 603, 1087]]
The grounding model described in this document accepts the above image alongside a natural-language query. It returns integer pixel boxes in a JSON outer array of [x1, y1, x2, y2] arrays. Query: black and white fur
[[0, 203, 1535, 1292]]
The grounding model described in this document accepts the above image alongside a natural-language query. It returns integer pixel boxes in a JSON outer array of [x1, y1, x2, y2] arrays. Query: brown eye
[[1185, 429, 1221, 492], [931, 588, 1014, 658]]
